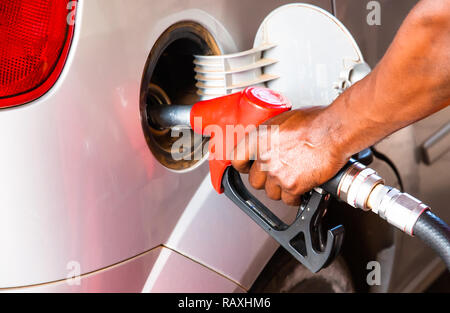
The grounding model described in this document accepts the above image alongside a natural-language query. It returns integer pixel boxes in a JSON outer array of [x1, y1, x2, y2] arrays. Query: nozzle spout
[[147, 104, 193, 129]]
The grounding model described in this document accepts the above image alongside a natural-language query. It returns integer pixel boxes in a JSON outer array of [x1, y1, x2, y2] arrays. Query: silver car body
[[0, 0, 448, 292]]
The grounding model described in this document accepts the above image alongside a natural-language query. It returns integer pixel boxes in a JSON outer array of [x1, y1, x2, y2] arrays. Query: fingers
[[281, 191, 301, 206], [231, 111, 294, 173], [230, 110, 308, 206], [231, 130, 258, 173], [263, 174, 301, 205], [248, 162, 266, 189], [264, 177, 281, 200], [248, 161, 302, 206]]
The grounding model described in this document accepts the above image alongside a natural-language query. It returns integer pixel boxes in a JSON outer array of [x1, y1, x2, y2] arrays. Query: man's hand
[[231, 107, 349, 206], [231, 0, 449, 206]]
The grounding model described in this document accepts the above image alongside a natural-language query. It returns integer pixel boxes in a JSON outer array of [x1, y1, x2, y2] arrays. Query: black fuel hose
[[413, 210, 450, 270]]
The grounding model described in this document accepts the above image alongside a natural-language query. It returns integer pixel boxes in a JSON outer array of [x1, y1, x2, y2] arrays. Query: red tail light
[[0, 0, 76, 108]]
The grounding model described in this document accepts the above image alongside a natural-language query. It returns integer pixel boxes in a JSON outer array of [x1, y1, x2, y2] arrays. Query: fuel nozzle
[[148, 87, 291, 192], [147, 104, 193, 130], [148, 87, 291, 132]]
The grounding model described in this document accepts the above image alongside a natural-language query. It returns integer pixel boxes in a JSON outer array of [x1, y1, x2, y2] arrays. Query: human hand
[[231, 107, 350, 206]]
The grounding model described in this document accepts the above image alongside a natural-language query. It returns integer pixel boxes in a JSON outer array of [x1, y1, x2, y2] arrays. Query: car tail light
[[0, 0, 76, 108]]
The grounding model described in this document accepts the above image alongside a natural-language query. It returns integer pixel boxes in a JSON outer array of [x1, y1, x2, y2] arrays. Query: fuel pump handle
[[190, 87, 291, 193], [222, 166, 345, 273], [221, 151, 372, 273]]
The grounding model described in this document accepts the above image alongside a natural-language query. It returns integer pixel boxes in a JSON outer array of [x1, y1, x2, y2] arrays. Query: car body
[[0, 0, 448, 292]]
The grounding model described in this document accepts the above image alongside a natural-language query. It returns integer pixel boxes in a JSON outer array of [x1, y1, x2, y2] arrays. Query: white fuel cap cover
[[254, 3, 365, 109]]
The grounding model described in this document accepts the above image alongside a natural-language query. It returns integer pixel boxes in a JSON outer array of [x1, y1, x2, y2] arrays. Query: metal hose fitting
[[367, 184, 429, 235], [336, 161, 429, 236], [324, 159, 449, 268], [336, 162, 384, 211]]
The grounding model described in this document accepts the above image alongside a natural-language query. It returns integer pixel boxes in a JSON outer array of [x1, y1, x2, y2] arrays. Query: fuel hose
[[413, 210, 450, 269]]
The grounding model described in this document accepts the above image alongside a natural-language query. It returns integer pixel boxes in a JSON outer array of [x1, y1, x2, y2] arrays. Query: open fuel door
[[194, 3, 370, 107]]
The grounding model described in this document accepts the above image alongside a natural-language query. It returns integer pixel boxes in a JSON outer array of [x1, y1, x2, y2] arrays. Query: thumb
[[230, 129, 258, 173]]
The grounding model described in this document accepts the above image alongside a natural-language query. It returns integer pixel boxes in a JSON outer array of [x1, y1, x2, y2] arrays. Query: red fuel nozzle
[[190, 87, 291, 193]]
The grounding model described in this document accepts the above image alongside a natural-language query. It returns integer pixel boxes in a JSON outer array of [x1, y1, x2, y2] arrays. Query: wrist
[[320, 86, 379, 159], [306, 104, 354, 163]]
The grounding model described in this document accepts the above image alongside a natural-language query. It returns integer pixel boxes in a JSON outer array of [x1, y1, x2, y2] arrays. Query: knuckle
[[249, 178, 262, 189], [266, 190, 281, 201], [265, 180, 281, 200], [282, 192, 300, 206], [249, 170, 264, 190], [282, 197, 294, 206], [282, 178, 297, 193], [232, 160, 250, 173]]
